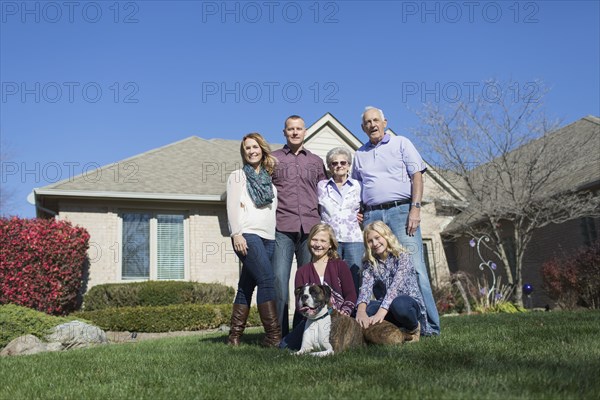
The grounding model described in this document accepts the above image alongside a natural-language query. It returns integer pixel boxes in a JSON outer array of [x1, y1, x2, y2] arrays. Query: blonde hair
[[307, 223, 340, 260], [362, 221, 406, 266], [240, 133, 277, 175]]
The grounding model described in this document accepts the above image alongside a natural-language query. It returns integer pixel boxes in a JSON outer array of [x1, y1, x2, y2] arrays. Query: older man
[[272, 115, 327, 336], [351, 107, 440, 335]]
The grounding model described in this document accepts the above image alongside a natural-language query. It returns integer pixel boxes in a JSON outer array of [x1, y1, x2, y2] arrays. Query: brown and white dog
[[294, 284, 365, 357], [294, 284, 406, 356]]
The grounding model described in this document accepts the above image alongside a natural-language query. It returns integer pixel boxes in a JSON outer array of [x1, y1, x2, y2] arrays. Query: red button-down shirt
[[272, 145, 327, 233]]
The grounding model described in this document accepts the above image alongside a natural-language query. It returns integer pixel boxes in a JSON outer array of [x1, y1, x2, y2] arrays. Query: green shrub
[[83, 281, 235, 311], [0, 304, 77, 348], [74, 304, 260, 332]]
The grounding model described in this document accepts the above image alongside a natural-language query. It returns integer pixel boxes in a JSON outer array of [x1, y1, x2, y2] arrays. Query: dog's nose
[[301, 294, 308, 301]]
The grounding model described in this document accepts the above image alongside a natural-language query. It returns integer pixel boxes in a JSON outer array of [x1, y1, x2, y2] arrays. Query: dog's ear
[[321, 284, 332, 302]]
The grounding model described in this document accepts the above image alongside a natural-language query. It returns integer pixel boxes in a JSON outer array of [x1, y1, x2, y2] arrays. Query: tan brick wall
[[420, 171, 458, 288], [56, 200, 240, 297], [188, 205, 239, 289], [420, 201, 453, 288], [58, 202, 120, 291]]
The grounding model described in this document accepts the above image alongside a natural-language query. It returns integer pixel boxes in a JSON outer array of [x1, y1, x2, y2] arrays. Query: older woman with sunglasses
[[317, 147, 363, 294]]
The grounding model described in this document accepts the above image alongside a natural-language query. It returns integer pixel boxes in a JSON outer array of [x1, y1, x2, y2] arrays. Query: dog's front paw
[[310, 349, 334, 357]]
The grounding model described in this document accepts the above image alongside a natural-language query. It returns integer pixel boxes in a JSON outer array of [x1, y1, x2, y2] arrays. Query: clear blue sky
[[1, 0, 599, 217]]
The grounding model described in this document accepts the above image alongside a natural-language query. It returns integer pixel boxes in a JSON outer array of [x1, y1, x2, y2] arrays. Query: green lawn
[[1, 310, 599, 399]]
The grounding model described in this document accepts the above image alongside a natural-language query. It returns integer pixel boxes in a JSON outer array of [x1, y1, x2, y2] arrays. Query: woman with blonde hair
[[226, 132, 281, 347], [356, 221, 435, 341], [280, 223, 357, 350]]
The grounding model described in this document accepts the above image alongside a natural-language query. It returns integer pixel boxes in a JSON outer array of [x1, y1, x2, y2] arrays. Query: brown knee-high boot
[[228, 304, 250, 346], [257, 300, 282, 347]]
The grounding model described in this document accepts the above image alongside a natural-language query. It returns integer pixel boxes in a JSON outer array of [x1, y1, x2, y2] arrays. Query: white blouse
[[226, 169, 277, 240], [317, 177, 363, 242]]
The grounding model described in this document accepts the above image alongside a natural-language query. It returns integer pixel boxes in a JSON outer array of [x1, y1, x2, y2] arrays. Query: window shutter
[[156, 214, 185, 280]]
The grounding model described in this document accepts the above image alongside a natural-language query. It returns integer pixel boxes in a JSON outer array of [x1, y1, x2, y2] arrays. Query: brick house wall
[[57, 199, 241, 294]]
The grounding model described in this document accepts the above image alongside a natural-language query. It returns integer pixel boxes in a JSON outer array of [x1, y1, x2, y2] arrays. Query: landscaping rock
[[0, 334, 64, 356], [45, 320, 108, 349]]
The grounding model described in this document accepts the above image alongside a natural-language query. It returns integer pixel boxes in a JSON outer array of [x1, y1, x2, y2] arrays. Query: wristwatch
[[410, 202, 421, 209]]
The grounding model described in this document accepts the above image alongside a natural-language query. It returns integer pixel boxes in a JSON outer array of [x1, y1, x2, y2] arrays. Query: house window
[[581, 217, 598, 247], [122, 213, 151, 279], [121, 212, 186, 280], [156, 214, 185, 280]]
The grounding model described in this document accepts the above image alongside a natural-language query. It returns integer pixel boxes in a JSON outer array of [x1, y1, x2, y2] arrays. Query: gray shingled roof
[[39, 137, 244, 197], [443, 115, 600, 233], [37, 136, 286, 200]]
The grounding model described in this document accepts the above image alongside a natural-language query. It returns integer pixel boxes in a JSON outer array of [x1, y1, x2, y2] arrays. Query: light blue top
[[351, 134, 426, 206]]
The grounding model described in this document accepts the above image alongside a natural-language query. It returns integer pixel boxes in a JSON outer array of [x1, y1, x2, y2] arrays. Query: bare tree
[[416, 80, 600, 306]]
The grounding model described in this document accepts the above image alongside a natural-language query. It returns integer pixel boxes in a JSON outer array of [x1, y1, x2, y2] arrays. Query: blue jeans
[[366, 297, 420, 331], [337, 241, 364, 296], [233, 234, 276, 305], [364, 204, 441, 334], [272, 230, 312, 336], [279, 319, 305, 351]]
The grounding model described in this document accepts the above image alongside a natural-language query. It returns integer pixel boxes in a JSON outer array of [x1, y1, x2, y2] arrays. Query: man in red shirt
[[271, 115, 327, 336]]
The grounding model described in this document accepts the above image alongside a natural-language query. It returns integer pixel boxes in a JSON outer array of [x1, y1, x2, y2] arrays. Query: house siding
[[305, 126, 355, 162]]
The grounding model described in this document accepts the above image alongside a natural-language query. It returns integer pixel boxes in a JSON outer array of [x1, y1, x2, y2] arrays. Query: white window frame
[[117, 211, 189, 281]]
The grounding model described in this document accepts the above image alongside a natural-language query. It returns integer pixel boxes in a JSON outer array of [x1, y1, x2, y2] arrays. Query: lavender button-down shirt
[[272, 145, 327, 233], [352, 134, 427, 206]]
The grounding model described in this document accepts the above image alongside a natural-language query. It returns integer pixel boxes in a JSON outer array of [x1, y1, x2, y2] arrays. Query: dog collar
[[313, 307, 333, 321]]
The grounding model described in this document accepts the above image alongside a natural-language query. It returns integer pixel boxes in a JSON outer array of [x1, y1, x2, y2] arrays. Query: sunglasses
[[330, 161, 348, 167]]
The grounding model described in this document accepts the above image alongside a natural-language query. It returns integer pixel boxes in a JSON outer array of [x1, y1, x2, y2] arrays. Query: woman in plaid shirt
[[356, 221, 436, 340]]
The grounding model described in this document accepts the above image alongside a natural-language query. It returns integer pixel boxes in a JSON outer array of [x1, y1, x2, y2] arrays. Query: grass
[[1, 310, 599, 399]]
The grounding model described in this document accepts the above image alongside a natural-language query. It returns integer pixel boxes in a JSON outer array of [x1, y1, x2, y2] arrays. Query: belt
[[363, 199, 411, 211]]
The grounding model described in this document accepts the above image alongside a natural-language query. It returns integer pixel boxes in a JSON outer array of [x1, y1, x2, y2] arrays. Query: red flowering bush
[[542, 241, 600, 309], [0, 217, 90, 315]]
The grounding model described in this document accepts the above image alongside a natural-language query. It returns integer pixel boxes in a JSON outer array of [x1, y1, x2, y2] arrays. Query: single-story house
[[34, 113, 463, 301]]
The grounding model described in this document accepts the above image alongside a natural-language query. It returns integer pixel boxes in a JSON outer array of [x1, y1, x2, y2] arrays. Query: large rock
[[0, 334, 64, 356], [45, 320, 108, 349]]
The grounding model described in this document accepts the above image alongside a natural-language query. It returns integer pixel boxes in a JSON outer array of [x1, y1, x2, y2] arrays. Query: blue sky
[[1, 0, 599, 217]]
